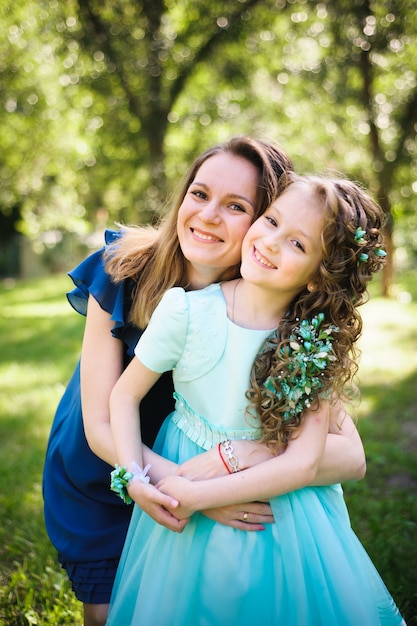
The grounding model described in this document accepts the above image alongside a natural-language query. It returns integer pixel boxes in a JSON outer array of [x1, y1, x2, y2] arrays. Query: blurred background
[[0, 1, 416, 624], [1, 0, 416, 293]]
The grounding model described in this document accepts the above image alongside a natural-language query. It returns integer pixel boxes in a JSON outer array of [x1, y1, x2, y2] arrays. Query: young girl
[[106, 173, 405, 625]]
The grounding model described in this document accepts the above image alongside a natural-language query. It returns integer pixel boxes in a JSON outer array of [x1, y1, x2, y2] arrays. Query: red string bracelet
[[218, 442, 232, 474]]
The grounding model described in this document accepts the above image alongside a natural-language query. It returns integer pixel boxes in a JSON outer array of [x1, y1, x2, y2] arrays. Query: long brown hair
[[246, 174, 386, 448], [105, 136, 293, 327]]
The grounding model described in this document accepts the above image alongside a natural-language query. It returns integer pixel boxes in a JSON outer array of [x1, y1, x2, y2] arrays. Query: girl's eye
[[265, 215, 277, 227], [292, 240, 305, 252]]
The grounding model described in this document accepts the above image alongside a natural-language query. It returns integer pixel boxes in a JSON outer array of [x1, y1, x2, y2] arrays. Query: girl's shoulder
[[183, 282, 224, 307], [161, 283, 224, 314], [176, 284, 227, 382]]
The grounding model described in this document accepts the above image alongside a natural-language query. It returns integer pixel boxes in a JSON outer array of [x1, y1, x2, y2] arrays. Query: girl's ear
[[307, 282, 316, 293]]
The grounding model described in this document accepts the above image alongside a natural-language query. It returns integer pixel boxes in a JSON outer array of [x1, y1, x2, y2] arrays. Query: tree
[[73, 0, 269, 214], [319, 0, 417, 294], [2, 0, 416, 292], [218, 0, 417, 295]]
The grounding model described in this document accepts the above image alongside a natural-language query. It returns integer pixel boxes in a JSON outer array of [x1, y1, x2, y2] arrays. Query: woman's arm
[[82, 297, 188, 479], [177, 401, 365, 486], [158, 402, 331, 520], [313, 407, 366, 484], [80, 295, 124, 466]]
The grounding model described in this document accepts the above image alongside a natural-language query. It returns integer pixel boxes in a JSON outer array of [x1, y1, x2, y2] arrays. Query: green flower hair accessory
[[375, 248, 387, 257], [354, 226, 387, 264], [354, 227, 366, 244], [263, 313, 338, 422]]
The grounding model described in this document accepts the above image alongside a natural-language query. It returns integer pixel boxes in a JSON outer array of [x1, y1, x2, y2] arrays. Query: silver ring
[[243, 512, 248, 522]]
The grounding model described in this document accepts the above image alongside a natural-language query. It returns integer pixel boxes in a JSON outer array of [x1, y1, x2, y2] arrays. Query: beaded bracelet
[[110, 462, 151, 504], [220, 439, 240, 473]]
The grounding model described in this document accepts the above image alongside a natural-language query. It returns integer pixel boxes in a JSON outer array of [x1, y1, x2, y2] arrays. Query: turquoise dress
[[107, 284, 405, 626]]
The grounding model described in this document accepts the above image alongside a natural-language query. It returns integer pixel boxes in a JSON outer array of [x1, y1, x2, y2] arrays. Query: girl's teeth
[[255, 249, 274, 268]]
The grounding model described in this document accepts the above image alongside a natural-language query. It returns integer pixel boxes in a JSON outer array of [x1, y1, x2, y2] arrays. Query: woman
[[43, 137, 365, 626]]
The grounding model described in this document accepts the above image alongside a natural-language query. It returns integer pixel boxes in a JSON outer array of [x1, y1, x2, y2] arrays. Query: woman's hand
[[202, 502, 274, 530], [128, 479, 189, 532], [176, 440, 276, 529]]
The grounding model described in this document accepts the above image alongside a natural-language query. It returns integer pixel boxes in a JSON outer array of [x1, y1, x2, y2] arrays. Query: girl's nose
[[199, 200, 222, 224], [264, 234, 280, 253]]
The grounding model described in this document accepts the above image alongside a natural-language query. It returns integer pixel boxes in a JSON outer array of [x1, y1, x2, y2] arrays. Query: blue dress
[[107, 284, 405, 626], [42, 230, 174, 603]]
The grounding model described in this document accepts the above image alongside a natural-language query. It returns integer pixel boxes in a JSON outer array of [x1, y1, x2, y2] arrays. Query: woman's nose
[[199, 200, 222, 224]]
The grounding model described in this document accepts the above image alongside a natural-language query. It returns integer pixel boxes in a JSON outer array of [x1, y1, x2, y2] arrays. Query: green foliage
[[0, 274, 416, 623], [2, 0, 417, 249]]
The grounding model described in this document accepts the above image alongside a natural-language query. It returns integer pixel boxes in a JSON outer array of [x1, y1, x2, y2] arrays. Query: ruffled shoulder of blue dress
[[66, 229, 139, 351]]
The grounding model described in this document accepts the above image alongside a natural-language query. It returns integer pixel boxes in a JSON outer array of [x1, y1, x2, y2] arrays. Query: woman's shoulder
[[66, 230, 131, 332]]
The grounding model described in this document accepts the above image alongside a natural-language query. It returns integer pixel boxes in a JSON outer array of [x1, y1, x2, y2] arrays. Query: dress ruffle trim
[[66, 229, 141, 356], [59, 556, 119, 604], [172, 392, 259, 450]]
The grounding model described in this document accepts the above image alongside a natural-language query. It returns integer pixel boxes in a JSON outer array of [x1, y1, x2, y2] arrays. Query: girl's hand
[[128, 480, 189, 532], [156, 475, 199, 520]]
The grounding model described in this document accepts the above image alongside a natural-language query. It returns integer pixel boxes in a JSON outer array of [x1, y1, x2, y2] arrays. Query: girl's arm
[[80, 301, 273, 531], [158, 402, 330, 519], [109, 356, 189, 532]]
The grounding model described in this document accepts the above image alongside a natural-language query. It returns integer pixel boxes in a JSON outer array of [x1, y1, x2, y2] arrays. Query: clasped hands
[[128, 440, 275, 533]]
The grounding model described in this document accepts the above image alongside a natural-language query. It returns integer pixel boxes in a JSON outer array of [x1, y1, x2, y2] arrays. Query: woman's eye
[[230, 203, 246, 213], [191, 190, 207, 199]]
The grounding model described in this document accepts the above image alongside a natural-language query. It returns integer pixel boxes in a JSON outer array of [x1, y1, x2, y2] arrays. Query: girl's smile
[[252, 246, 277, 269]]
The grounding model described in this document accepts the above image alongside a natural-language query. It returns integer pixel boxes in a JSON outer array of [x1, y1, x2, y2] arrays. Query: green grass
[[0, 275, 84, 625], [0, 272, 416, 624]]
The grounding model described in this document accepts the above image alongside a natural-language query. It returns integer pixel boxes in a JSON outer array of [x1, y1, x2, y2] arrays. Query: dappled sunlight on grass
[[359, 297, 417, 382], [0, 274, 416, 624], [2, 301, 74, 318], [0, 275, 86, 624]]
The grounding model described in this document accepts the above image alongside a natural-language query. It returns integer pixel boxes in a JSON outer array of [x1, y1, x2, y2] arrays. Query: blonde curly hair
[[246, 173, 387, 448]]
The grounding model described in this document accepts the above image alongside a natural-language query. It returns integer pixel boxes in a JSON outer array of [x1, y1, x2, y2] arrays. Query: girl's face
[[177, 152, 258, 287], [240, 182, 325, 298]]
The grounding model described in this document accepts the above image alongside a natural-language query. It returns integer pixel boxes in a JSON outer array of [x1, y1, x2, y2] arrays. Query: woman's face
[[177, 152, 258, 288]]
